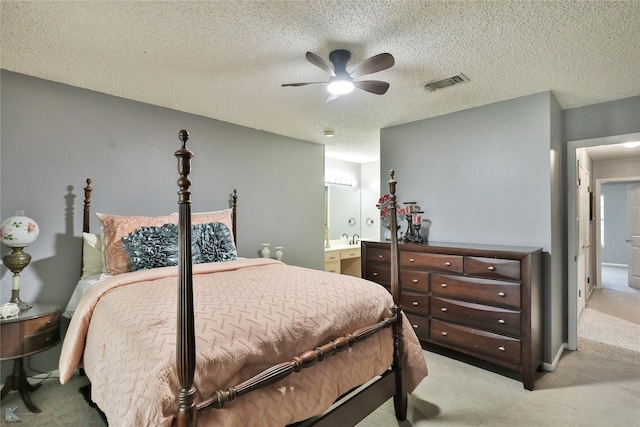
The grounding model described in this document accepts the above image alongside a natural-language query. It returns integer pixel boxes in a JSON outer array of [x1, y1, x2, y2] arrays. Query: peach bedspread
[[59, 258, 427, 426]]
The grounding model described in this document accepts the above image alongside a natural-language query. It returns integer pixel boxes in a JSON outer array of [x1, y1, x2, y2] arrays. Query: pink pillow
[[96, 213, 178, 275]]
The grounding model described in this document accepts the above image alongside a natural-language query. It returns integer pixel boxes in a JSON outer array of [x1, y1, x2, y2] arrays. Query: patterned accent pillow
[[122, 222, 236, 271], [96, 213, 178, 275], [122, 223, 180, 271], [192, 222, 237, 263], [172, 209, 235, 249]]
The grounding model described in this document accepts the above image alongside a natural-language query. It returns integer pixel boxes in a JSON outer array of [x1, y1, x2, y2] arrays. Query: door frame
[[566, 132, 640, 350]]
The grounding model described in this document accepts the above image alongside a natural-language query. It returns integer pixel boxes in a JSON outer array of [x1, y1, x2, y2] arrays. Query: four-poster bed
[[59, 129, 426, 426]]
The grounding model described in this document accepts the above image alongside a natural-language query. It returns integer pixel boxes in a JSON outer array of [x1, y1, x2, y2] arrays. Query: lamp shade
[[0, 211, 39, 248]]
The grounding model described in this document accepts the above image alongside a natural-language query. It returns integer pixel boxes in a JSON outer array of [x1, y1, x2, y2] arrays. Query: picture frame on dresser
[[361, 240, 542, 390]]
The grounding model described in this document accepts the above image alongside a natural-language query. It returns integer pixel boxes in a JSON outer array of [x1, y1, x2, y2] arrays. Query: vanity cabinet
[[324, 247, 361, 277], [361, 240, 542, 390]]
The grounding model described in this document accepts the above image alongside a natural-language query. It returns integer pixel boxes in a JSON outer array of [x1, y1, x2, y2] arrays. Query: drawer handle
[[378, 254, 384, 258], [440, 307, 447, 312], [498, 319, 506, 324], [349, 253, 356, 256], [47, 320, 52, 325], [330, 256, 337, 260], [412, 301, 419, 306], [498, 292, 506, 297], [440, 283, 447, 288], [498, 346, 506, 352], [373, 272, 378, 276], [412, 324, 419, 329], [488, 266, 496, 271], [441, 331, 448, 336], [409, 258, 415, 262], [412, 279, 418, 283], [445, 262, 451, 266]]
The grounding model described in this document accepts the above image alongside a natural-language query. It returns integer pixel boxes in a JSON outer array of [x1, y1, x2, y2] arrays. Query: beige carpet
[[577, 287, 640, 365]]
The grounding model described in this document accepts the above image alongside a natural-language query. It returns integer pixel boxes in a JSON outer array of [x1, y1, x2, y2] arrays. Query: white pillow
[[81, 232, 105, 279]]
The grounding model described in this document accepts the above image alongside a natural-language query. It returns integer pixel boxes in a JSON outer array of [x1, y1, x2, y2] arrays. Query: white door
[[577, 163, 591, 317], [628, 182, 640, 289]]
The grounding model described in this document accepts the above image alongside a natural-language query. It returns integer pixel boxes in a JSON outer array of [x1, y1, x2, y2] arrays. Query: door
[[629, 182, 640, 289], [577, 163, 591, 317]]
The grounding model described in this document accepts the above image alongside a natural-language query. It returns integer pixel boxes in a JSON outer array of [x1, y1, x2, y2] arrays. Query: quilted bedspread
[[59, 258, 427, 426]]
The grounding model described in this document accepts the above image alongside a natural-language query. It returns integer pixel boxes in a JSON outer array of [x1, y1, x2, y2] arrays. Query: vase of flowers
[[377, 194, 405, 240]]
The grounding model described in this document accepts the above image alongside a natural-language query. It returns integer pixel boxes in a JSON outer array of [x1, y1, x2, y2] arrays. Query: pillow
[[122, 223, 180, 271], [192, 222, 237, 263], [172, 209, 235, 248], [96, 213, 178, 275], [81, 232, 104, 279], [121, 222, 236, 271]]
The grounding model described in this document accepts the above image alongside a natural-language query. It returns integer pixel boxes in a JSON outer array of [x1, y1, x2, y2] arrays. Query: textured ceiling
[[2, 1, 639, 163]]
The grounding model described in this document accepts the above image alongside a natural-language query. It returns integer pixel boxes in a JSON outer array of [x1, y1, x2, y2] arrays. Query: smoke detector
[[424, 73, 470, 92]]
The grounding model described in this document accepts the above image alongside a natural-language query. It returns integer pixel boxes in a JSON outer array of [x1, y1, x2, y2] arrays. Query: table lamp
[[0, 211, 39, 311]]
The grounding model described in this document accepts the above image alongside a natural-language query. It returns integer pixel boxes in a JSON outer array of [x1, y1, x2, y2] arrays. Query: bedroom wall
[[0, 70, 325, 379], [380, 91, 563, 366]]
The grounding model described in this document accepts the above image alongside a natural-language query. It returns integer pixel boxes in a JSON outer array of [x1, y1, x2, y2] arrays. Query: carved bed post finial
[[83, 179, 93, 233], [174, 129, 196, 427]]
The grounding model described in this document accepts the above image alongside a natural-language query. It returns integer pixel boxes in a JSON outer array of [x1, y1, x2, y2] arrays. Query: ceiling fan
[[282, 49, 395, 102]]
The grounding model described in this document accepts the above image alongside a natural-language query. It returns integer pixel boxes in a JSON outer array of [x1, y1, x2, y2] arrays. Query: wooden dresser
[[361, 240, 542, 390]]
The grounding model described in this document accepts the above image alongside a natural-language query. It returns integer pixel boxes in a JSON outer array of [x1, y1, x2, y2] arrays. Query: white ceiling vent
[[424, 73, 470, 92]]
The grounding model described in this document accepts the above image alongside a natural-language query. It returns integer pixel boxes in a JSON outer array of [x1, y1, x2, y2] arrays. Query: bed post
[[388, 170, 408, 419], [232, 189, 238, 245], [175, 129, 197, 427], [83, 179, 92, 233]]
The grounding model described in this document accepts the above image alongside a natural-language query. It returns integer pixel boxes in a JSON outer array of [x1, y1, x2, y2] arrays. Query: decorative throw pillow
[[172, 209, 235, 248], [96, 213, 178, 275], [122, 224, 180, 271], [192, 222, 237, 263], [81, 232, 105, 279]]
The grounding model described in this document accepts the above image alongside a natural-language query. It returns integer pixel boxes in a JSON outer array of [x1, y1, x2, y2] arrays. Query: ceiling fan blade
[[350, 53, 395, 78], [354, 80, 390, 95], [325, 92, 342, 103], [306, 51, 335, 77], [281, 81, 326, 87]]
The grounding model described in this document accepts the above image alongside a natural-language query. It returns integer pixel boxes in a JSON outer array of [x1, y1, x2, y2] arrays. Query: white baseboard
[[542, 343, 567, 372], [602, 263, 628, 268]]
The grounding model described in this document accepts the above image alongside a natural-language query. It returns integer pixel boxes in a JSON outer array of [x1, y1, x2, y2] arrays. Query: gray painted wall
[[380, 92, 563, 365], [601, 182, 630, 265], [1, 70, 324, 378]]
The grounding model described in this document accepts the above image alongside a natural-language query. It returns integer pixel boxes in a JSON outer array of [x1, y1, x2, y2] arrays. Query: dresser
[[361, 240, 542, 390], [1, 304, 61, 412]]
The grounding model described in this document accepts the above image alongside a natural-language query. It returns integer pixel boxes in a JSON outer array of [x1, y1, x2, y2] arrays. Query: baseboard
[[542, 343, 567, 372], [602, 263, 628, 268]]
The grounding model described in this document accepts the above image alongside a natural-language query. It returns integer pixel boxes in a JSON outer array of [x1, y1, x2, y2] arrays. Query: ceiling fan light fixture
[[327, 78, 354, 95]]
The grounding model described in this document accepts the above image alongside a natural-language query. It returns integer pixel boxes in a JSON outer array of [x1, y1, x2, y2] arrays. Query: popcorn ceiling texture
[[2, 1, 639, 162]]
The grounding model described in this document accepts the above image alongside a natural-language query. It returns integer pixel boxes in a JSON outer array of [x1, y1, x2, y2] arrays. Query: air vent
[[424, 73, 470, 92]]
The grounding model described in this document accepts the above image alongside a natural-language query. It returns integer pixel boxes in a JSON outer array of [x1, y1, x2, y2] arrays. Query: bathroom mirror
[[326, 185, 361, 240]]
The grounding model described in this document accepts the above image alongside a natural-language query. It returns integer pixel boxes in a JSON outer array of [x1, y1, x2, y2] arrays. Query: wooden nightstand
[[1, 304, 60, 413]]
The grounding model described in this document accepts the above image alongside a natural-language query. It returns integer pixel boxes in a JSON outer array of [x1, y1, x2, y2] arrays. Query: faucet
[[350, 234, 360, 245], [341, 233, 349, 241]]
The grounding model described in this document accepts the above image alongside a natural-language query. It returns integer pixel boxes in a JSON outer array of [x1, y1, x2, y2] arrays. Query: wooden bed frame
[[80, 129, 408, 426]]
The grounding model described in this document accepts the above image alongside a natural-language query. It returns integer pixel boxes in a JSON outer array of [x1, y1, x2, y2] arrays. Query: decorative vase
[[275, 246, 283, 261], [261, 243, 271, 258]]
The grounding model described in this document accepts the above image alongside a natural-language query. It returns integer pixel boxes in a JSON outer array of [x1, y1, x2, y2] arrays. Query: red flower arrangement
[[376, 194, 406, 229]]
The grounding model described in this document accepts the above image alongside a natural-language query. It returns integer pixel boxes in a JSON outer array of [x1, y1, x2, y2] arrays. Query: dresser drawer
[[401, 291, 429, 316], [400, 252, 463, 274], [363, 263, 391, 286], [431, 273, 521, 309], [430, 319, 521, 365], [324, 259, 340, 273], [405, 313, 429, 341], [431, 296, 521, 337], [465, 257, 521, 281], [400, 268, 429, 292], [365, 247, 391, 263], [22, 327, 60, 356], [24, 311, 59, 336], [0, 322, 21, 359]]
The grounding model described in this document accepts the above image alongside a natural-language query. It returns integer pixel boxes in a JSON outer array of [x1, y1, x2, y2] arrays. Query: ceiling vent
[[424, 73, 469, 92]]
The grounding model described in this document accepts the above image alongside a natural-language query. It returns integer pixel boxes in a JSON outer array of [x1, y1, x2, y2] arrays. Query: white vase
[[261, 243, 271, 258], [275, 246, 283, 261]]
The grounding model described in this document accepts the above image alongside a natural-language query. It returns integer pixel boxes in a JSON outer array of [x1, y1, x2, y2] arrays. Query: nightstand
[[1, 304, 60, 413]]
